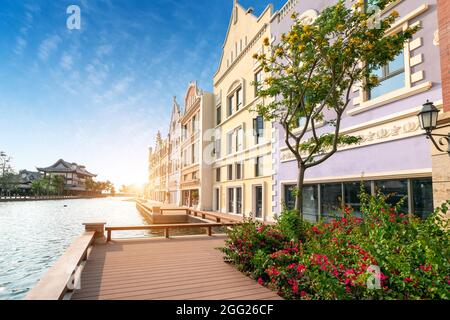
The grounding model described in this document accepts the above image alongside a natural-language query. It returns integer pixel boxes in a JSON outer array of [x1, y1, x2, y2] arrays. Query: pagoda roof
[[37, 159, 97, 177]]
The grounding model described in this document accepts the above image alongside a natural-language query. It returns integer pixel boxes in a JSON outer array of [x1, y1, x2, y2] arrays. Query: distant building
[[148, 132, 170, 202], [12, 170, 42, 194], [37, 159, 97, 194]]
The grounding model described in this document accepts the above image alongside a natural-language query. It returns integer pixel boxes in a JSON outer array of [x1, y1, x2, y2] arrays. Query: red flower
[[258, 278, 264, 286], [297, 264, 306, 273], [300, 291, 307, 297], [404, 277, 413, 283], [402, 220, 409, 225], [312, 226, 321, 234], [419, 265, 432, 272]]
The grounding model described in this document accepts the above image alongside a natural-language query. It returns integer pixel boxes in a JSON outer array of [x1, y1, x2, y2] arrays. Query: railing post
[[153, 206, 162, 215], [164, 228, 170, 239], [107, 230, 112, 242], [83, 222, 107, 244], [202, 213, 206, 219], [207, 226, 212, 237]]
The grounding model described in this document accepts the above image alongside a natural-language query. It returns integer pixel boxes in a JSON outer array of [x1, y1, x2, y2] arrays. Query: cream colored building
[[180, 82, 214, 210], [212, 1, 274, 221]]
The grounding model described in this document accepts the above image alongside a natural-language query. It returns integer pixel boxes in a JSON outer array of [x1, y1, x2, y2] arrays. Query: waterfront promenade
[[70, 236, 281, 300], [25, 205, 280, 300]]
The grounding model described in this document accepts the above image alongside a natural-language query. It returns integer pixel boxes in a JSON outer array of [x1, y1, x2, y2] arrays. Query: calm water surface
[[0, 197, 153, 300]]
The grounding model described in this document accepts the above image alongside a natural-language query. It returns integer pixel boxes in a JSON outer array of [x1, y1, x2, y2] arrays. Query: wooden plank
[[71, 236, 281, 301], [26, 231, 95, 300]]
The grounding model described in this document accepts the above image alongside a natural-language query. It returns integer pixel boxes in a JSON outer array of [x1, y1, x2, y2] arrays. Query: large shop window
[[375, 180, 409, 213], [412, 178, 434, 219], [369, 50, 405, 100], [344, 182, 371, 217], [321, 184, 343, 219], [303, 185, 319, 223]]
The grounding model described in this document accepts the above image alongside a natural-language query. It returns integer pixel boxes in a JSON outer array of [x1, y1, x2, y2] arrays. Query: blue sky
[[0, 0, 287, 187]]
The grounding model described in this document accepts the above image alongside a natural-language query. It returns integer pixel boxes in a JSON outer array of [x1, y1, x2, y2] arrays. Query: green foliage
[[276, 209, 310, 241], [222, 193, 450, 300]]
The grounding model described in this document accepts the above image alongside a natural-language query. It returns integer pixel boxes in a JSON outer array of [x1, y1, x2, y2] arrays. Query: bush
[[221, 194, 450, 300]]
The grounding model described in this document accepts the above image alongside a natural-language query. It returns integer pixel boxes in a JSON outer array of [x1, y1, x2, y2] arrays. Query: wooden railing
[[26, 231, 95, 300], [106, 222, 237, 242]]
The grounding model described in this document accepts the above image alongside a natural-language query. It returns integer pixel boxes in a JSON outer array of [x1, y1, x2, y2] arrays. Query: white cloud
[[59, 53, 74, 70], [14, 37, 27, 55], [38, 35, 61, 61]]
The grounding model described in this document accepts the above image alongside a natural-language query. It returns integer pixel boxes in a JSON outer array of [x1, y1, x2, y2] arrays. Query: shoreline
[[0, 195, 111, 203]]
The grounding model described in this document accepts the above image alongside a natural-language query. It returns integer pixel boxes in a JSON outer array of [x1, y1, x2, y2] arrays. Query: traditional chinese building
[[271, 0, 443, 221], [37, 159, 96, 194], [212, 0, 274, 221]]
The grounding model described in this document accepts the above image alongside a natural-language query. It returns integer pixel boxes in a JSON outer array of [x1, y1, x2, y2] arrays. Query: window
[[191, 142, 199, 164], [228, 188, 234, 213], [215, 137, 221, 158], [227, 132, 233, 155], [375, 180, 409, 213], [236, 187, 243, 215], [236, 163, 243, 180], [343, 182, 371, 217], [284, 185, 297, 211], [364, 0, 378, 13], [216, 105, 222, 125], [254, 186, 263, 218], [192, 115, 197, 133], [255, 70, 263, 96], [215, 188, 220, 211], [255, 156, 263, 177], [227, 164, 233, 181], [303, 185, 319, 223], [254, 116, 264, 144], [236, 88, 242, 111], [321, 184, 343, 220], [236, 127, 243, 152], [297, 117, 307, 128], [216, 168, 221, 182], [412, 178, 433, 219], [369, 50, 405, 100], [228, 95, 234, 116]]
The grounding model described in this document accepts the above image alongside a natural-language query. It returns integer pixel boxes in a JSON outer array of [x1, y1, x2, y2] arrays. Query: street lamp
[[417, 101, 450, 155]]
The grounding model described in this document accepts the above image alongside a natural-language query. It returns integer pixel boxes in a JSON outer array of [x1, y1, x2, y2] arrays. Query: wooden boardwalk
[[71, 235, 282, 300]]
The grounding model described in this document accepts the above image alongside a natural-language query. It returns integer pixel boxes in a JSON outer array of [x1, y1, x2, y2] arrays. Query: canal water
[[0, 197, 182, 300]]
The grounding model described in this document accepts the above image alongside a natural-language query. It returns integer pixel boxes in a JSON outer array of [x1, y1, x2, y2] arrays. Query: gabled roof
[[214, 0, 273, 79], [37, 159, 97, 177]]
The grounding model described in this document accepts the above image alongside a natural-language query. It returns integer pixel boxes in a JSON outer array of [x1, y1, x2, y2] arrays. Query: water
[[0, 197, 153, 300]]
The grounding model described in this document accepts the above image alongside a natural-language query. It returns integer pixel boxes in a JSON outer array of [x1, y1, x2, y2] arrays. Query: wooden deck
[[71, 235, 282, 300]]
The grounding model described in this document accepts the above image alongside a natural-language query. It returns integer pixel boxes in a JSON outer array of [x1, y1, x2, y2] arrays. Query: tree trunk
[[295, 163, 306, 221]]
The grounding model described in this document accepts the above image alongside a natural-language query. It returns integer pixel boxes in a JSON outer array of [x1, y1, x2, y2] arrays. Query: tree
[[52, 175, 65, 196], [0, 151, 16, 195], [254, 0, 418, 218]]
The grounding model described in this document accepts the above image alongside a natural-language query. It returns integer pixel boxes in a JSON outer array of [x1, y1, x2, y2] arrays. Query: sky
[[0, 0, 287, 188]]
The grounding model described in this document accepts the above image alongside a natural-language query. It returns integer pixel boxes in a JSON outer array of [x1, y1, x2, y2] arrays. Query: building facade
[[168, 97, 182, 206], [37, 159, 96, 194], [271, 0, 443, 221], [180, 82, 214, 210], [212, 1, 274, 221], [148, 132, 170, 202]]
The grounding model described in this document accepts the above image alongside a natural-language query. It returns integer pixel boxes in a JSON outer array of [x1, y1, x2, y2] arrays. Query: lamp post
[[417, 101, 450, 155]]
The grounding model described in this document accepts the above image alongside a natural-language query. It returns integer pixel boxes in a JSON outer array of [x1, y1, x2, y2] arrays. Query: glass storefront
[[283, 177, 433, 221]]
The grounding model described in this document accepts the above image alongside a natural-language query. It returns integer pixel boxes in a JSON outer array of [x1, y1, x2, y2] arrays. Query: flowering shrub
[[221, 194, 450, 300]]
